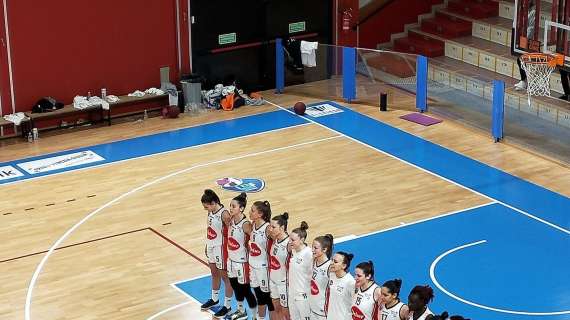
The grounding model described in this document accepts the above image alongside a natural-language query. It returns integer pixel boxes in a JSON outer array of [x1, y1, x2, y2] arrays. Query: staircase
[[377, 0, 570, 131]]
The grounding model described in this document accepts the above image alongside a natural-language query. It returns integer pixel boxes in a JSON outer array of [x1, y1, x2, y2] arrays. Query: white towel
[[3, 112, 28, 125], [300, 41, 318, 67], [128, 90, 146, 97], [145, 87, 165, 95]]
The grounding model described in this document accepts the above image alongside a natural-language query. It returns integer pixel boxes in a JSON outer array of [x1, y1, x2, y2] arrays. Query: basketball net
[[520, 53, 564, 97]]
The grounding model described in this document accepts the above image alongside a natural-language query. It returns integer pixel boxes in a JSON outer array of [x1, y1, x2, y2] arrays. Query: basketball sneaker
[[514, 80, 527, 91], [225, 309, 248, 320], [200, 299, 218, 310], [213, 306, 231, 318]]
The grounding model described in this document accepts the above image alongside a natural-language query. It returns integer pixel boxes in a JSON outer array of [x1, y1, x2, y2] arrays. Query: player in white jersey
[[200, 189, 233, 318], [288, 221, 312, 320], [380, 279, 409, 320], [226, 193, 258, 320], [325, 251, 355, 320], [268, 212, 291, 320], [407, 285, 435, 320], [309, 234, 333, 320], [351, 261, 382, 320], [248, 200, 274, 320]]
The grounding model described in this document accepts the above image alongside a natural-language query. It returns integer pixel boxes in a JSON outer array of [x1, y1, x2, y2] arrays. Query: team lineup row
[[200, 189, 469, 320]]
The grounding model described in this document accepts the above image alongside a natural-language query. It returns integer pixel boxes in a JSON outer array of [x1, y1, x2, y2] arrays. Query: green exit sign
[[218, 32, 237, 45], [289, 21, 306, 34]]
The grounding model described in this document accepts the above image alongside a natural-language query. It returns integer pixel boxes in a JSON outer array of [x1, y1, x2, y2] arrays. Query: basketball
[[294, 102, 306, 115], [162, 105, 180, 118]]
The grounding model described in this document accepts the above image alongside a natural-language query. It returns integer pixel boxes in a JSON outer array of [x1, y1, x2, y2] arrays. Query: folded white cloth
[[3, 112, 29, 125], [128, 90, 145, 97], [300, 40, 318, 67], [88, 96, 104, 106], [73, 95, 104, 109], [145, 87, 165, 95], [73, 96, 90, 109], [105, 95, 120, 103]]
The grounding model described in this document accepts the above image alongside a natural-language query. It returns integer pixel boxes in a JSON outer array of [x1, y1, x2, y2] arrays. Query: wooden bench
[[1, 93, 169, 138]]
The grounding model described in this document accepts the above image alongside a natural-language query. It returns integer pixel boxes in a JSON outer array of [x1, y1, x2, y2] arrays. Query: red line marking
[[148, 227, 208, 267], [0, 227, 209, 268], [0, 228, 148, 263]]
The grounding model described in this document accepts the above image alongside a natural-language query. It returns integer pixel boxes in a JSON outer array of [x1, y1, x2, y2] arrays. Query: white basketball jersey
[[269, 235, 290, 283], [326, 272, 355, 320], [408, 307, 433, 320], [228, 217, 248, 263], [309, 259, 331, 316], [206, 207, 227, 247], [351, 283, 379, 320], [381, 301, 405, 320], [288, 245, 313, 295], [249, 221, 270, 268]]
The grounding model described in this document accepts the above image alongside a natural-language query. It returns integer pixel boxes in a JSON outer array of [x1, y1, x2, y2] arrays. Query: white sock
[[250, 307, 256, 316], [237, 301, 244, 312], [211, 290, 219, 302], [257, 314, 265, 320], [224, 296, 232, 308]]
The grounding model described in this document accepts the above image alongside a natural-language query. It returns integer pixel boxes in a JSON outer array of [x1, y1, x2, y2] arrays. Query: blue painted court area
[[176, 203, 570, 320], [304, 101, 570, 230], [0, 110, 306, 185]]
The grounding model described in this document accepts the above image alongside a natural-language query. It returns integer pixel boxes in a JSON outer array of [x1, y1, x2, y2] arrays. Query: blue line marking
[[305, 101, 570, 230], [0, 111, 307, 185]]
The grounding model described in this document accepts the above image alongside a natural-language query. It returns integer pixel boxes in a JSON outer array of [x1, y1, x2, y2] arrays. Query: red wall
[[359, 0, 442, 49], [2, 0, 190, 113]]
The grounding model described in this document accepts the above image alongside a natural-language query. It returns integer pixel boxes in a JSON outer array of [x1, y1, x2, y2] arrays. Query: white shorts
[[205, 245, 226, 270], [249, 266, 269, 292], [227, 260, 249, 284], [289, 292, 310, 320], [270, 279, 288, 307]]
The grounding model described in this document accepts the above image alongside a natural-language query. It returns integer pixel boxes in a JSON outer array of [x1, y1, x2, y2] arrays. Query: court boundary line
[[265, 99, 570, 236], [0, 108, 286, 165], [1, 121, 311, 187], [356, 202, 496, 239], [144, 280, 208, 320], [24, 134, 342, 320], [429, 240, 570, 316], [1, 227, 208, 266]]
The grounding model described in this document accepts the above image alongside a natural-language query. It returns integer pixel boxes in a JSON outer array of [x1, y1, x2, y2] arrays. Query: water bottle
[[101, 88, 107, 100], [32, 128, 39, 140], [144, 109, 148, 120], [27, 131, 33, 142]]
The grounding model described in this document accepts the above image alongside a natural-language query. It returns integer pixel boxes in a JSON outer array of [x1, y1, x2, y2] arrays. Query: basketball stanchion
[[379, 92, 387, 111], [492, 80, 505, 143]]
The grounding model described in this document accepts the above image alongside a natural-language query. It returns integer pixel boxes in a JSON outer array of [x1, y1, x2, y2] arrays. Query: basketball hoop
[[520, 53, 564, 96]]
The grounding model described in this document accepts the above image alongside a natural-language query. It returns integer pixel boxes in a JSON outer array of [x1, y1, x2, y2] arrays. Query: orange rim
[[520, 53, 564, 68]]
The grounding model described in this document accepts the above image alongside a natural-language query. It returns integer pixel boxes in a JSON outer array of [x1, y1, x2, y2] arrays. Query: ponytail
[[292, 221, 309, 240], [201, 189, 221, 205]]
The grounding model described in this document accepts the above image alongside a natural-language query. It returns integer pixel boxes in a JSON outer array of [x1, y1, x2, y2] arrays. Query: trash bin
[[180, 74, 202, 106]]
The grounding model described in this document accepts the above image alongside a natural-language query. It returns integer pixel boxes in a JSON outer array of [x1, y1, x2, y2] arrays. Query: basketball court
[[0, 90, 568, 319]]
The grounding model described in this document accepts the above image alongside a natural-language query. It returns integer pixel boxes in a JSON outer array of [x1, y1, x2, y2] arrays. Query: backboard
[[512, 0, 570, 67]]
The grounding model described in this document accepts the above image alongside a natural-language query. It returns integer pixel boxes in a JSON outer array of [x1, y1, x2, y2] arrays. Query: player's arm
[[243, 220, 253, 235], [221, 209, 231, 226], [373, 286, 384, 316], [399, 304, 410, 320]]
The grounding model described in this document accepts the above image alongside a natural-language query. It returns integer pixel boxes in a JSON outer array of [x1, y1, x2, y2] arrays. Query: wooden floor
[[0, 90, 569, 319]]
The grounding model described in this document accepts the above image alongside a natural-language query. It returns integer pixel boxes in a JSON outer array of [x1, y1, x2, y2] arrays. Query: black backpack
[[32, 97, 64, 113]]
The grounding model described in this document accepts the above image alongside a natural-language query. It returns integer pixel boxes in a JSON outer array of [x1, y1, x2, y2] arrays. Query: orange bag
[[221, 93, 235, 111]]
